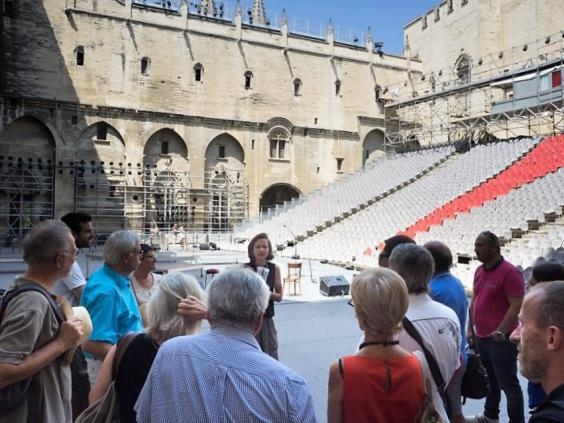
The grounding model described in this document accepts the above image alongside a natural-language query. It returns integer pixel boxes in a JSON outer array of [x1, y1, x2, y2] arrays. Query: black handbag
[[461, 348, 490, 401]]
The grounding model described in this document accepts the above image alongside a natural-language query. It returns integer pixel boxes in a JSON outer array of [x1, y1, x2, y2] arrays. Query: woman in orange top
[[327, 267, 426, 423]]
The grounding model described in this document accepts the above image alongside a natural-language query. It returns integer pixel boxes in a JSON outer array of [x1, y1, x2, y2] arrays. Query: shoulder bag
[[75, 332, 138, 423], [461, 331, 489, 402]]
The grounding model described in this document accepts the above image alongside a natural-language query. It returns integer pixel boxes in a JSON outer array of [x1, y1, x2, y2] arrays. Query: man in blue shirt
[[81, 230, 143, 385], [135, 267, 316, 423], [425, 240, 469, 423]]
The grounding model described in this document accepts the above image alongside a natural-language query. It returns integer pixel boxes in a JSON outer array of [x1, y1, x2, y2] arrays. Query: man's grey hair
[[207, 268, 270, 329], [389, 243, 435, 295], [103, 230, 140, 266], [23, 220, 71, 265]]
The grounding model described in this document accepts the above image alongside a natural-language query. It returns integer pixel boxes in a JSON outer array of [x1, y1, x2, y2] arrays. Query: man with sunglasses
[[466, 231, 525, 423]]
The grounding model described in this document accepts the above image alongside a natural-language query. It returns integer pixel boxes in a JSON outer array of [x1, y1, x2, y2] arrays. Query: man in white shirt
[[389, 243, 461, 422], [52, 212, 94, 419], [53, 212, 94, 306]]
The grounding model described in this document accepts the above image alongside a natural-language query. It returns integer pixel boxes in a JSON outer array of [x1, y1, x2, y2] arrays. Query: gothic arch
[[144, 128, 188, 170], [204, 133, 245, 172], [0, 116, 57, 236], [0, 116, 56, 157], [362, 129, 386, 165], [77, 121, 125, 162], [455, 54, 471, 84], [260, 183, 301, 213]]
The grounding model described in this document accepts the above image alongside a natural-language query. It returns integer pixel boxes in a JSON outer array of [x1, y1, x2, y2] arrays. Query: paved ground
[[0, 249, 530, 422]]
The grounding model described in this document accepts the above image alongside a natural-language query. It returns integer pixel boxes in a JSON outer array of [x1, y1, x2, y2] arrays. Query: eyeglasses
[[61, 248, 80, 258]]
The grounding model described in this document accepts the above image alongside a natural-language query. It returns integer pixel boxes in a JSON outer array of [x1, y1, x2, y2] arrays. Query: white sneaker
[[465, 415, 499, 423]]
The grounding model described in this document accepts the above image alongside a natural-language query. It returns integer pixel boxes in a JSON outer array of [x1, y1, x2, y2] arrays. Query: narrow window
[[194, 63, 204, 82], [336, 158, 344, 172], [422, 15, 427, 29], [293, 78, 302, 96], [161, 141, 169, 155], [269, 134, 288, 159], [335, 80, 341, 95], [218, 145, 225, 158], [374, 85, 382, 101], [244, 71, 253, 89], [97, 123, 108, 141], [76, 46, 84, 66], [278, 140, 286, 159], [434, 8, 440, 21], [141, 57, 151, 75], [448, 0, 453, 12]]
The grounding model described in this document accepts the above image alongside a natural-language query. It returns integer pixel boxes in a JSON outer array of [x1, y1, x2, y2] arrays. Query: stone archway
[[260, 184, 301, 213], [362, 129, 386, 165], [203, 133, 247, 231], [0, 116, 56, 237]]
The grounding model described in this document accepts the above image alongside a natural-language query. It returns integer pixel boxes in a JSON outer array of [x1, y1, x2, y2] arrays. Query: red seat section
[[405, 135, 564, 239]]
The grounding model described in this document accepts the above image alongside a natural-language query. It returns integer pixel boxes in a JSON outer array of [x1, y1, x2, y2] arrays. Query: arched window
[[244, 71, 253, 89], [194, 63, 204, 82], [455, 54, 471, 84], [293, 78, 302, 96], [269, 130, 290, 160], [75, 46, 84, 66], [335, 79, 341, 95], [141, 57, 151, 75]]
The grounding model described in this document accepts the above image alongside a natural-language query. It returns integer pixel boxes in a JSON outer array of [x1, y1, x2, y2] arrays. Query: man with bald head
[[467, 231, 524, 423], [511, 281, 564, 422], [424, 240, 468, 423]]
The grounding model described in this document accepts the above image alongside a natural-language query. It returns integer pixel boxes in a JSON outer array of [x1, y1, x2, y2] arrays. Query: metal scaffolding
[[0, 157, 248, 245], [385, 31, 564, 148]]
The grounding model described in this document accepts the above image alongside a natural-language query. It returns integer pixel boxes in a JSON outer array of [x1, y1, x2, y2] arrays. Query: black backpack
[[0, 283, 64, 415]]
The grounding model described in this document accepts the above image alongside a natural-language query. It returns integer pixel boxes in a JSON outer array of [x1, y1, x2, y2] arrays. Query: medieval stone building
[[0, 0, 412, 237], [0, 0, 562, 239]]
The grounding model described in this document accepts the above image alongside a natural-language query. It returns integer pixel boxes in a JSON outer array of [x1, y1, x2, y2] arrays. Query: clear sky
[[144, 0, 440, 55], [262, 0, 440, 55]]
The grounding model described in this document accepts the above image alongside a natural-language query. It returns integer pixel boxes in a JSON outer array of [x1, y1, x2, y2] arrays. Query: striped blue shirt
[[135, 327, 316, 423]]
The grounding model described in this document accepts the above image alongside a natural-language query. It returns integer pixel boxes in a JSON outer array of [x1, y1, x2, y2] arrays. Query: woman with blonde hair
[[327, 267, 426, 423], [88, 272, 206, 423]]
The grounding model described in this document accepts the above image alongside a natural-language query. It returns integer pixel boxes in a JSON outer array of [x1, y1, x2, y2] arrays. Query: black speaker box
[[320, 275, 349, 297]]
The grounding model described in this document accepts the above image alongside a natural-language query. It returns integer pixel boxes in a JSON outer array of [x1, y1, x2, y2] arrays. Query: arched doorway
[[0, 116, 56, 238], [203, 133, 247, 231], [143, 129, 190, 231], [260, 184, 301, 213], [362, 129, 386, 165]]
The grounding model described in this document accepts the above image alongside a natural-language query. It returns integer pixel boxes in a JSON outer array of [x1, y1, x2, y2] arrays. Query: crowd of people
[[0, 215, 564, 423]]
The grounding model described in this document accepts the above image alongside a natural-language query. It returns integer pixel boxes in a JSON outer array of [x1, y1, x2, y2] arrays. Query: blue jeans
[[476, 337, 524, 423]]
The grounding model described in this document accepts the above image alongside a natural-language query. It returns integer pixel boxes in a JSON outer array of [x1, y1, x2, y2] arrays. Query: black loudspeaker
[[199, 243, 210, 250], [320, 275, 349, 297]]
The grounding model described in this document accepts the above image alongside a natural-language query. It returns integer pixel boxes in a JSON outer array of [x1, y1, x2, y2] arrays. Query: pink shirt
[[472, 258, 524, 337]]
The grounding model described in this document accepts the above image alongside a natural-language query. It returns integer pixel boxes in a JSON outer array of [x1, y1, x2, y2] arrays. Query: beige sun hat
[[57, 297, 93, 365]]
